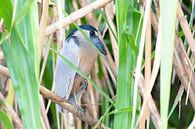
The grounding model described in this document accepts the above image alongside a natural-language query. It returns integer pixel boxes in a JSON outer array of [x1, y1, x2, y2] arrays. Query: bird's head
[[66, 25, 107, 55]]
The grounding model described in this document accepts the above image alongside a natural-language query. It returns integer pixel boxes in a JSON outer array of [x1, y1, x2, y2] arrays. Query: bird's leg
[[74, 80, 88, 114], [75, 80, 88, 103]]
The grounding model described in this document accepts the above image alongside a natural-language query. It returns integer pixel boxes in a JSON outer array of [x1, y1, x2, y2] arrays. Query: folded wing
[[55, 38, 79, 112]]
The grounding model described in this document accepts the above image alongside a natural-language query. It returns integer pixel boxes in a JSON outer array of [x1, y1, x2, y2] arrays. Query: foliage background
[[0, 0, 194, 129]]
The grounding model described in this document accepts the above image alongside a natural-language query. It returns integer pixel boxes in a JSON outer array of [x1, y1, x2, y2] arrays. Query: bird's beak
[[94, 38, 107, 55]]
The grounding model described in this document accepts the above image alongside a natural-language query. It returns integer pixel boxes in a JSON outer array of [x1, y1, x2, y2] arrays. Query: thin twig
[[39, 86, 105, 128], [137, 74, 161, 129], [177, 2, 195, 56], [105, 3, 119, 68], [140, 6, 152, 129], [39, 0, 49, 59], [44, 0, 112, 36]]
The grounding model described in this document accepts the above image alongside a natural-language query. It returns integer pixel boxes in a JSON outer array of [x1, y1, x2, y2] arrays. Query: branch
[[177, 3, 195, 56], [44, 0, 112, 36], [39, 86, 102, 127], [137, 74, 161, 129]]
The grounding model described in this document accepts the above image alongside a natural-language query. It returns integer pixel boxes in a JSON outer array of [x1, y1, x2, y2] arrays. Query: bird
[[55, 24, 107, 112]]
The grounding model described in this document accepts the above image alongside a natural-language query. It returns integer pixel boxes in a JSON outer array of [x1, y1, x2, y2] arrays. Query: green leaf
[[0, 111, 14, 129], [1, 0, 42, 128], [114, 0, 141, 129], [0, 0, 12, 30], [159, 0, 177, 128], [108, 107, 134, 115], [14, 0, 34, 25]]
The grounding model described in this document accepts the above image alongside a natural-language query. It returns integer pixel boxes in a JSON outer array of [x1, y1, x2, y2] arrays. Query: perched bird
[[55, 25, 107, 112]]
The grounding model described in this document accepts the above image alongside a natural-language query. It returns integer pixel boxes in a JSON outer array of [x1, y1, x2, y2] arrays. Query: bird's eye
[[90, 31, 95, 36]]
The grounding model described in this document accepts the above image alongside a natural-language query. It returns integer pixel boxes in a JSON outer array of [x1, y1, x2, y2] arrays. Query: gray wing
[[55, 38, 79, 112]]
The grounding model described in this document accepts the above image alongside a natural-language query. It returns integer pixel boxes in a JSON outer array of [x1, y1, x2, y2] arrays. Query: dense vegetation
[[0, 0, 194, 129]]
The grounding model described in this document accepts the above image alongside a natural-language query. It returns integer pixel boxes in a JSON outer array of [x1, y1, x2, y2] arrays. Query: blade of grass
[[114, 0, 141, 129], [159, 0, 177, 128], [93, 101, 115, 129], [99, 10, 117, 42], [0, 0, 12, 30], [168, 86, 184, 119], [0, 111, 14, 129], [1, 0, 42, 128], [132, 0, 151, 128]]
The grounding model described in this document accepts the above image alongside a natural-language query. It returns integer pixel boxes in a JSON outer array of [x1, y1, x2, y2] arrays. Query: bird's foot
[[74, 80, 88, 105], [73, 80, 88, 117], [76, 105, 86, 117], [80, 80, 88, 89]]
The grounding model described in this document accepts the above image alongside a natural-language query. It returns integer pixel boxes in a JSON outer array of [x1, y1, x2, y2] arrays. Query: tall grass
[[0, 0, 194, 129], [114, 0, 141, 128], [159, 0, 177, 128], [0, 0, 42, 128]]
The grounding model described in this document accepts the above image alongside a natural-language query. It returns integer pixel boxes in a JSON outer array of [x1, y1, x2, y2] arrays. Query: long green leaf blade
[[114, 0, 141, 128], [1, 0, 42, 128], [159, 0, 177, 128]]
